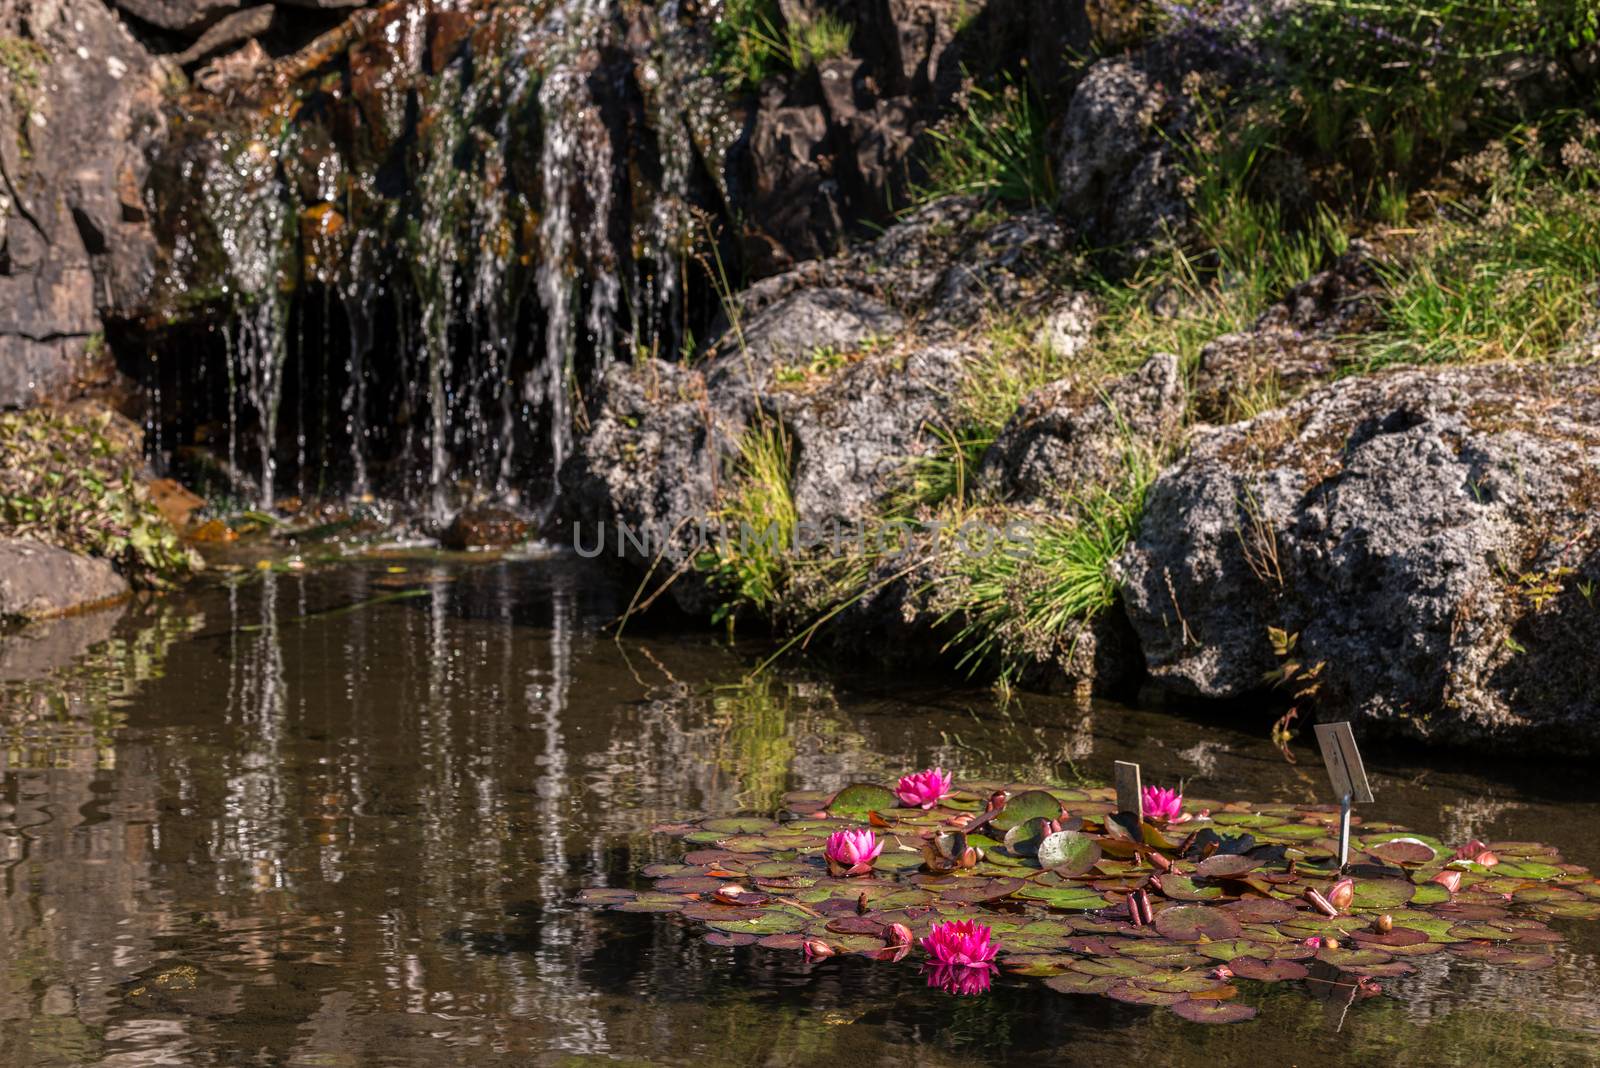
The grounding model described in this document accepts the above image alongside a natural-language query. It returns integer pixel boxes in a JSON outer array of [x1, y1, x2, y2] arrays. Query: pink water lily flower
[[1142, 785, 1184, 823], [922, 919, 1000, 966], [896, 767, 953, 809], [925, 963, 994, 996], [824, 828, 882, 876]]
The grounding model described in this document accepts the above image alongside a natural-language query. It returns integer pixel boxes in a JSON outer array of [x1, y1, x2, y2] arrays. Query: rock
[[175, 5, 276, 66], [147, 477, 205, 529], [1033, 291, 1099, 359], [979, 352, 1185, 507], [560, 357, 740, 614], [1055, 58, 1187, 251], [727, 286, 904, 371], [1191, 243, 1384, 421], [0, 539, 129, 621], [1116, 363, 1600, 753], [769, 339, 969, 524], [0, 0, 166, 407], [440, 506, 530, 550]]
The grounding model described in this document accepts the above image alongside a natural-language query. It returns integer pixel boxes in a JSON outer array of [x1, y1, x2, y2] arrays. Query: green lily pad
[[1197, 938, 1278, 962], [1038, 831, 1102, 876], [1013, 884, 1109, 910], [1349, 878, 1417, 910], [828, 783, 897, 817], [1316, 946, 1394, 969], [1155, 905, 1244, 942], [1158, 875, 1227, 902], [1492, 860, 1565, 880], [991, 790, 1064, 832], [1106, 981, 1187, 1006], [1003, 817, 1053, 856], [706, 909, 808, 935], [1069, 956, 1156, 978], [1223, 898, 1299, 923]]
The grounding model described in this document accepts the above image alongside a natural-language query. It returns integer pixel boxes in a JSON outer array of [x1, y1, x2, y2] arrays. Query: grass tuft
[[912, 76, 1056, 207]]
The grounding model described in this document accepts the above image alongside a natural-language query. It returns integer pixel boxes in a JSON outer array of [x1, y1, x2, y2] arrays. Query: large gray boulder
[[0, 538, 129, 620], [979, 352, 1185, 507], [1117, 363, 1600, 752]]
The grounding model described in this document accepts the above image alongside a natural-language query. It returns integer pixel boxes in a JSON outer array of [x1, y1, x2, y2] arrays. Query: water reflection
[[0, 557, 1598, 1065]]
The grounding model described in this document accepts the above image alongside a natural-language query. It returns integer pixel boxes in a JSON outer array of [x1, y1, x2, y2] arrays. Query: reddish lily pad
[[1171, 1000, 1257, 1024], [1229, 956, 1308, 981], [1155, 905, 1243, 942], [1197, 854, 1262, 878], [1368, 838, 1438, 866]]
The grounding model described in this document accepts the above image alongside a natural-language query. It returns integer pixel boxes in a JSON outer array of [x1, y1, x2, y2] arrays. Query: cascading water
[[141, 0, 728, 525]]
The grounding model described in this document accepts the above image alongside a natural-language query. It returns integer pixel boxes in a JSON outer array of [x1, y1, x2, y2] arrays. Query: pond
[[1, 554, 1597, 1066]]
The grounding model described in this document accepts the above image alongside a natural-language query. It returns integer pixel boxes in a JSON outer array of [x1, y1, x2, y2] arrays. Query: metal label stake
[[1315, 722, 1373, 870], [1114, 760, 1143, 820]]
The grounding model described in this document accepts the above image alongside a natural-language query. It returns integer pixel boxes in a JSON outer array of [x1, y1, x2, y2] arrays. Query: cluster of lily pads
[[579, 771, 1600, 1024]]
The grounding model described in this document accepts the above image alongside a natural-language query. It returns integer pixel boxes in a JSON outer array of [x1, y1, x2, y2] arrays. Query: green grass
[[1363, 179, 1600, 368], [699, 418, 796, 629], [912, 76, 1056, 207], [1251, 0, 1600, 188], [939, 452, 1155, 680], [713, 0, 854, 91]]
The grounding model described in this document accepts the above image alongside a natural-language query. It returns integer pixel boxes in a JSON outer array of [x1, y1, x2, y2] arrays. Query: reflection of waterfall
[[220, 572, 288, 892]]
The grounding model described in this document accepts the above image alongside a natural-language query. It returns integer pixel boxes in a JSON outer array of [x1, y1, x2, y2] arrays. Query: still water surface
[[1, 555, 1597, 1066]]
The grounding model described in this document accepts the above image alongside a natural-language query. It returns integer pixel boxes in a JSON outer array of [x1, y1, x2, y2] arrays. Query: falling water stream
[[1, 554, 1599, 1065], [154, 0, 714, 519]]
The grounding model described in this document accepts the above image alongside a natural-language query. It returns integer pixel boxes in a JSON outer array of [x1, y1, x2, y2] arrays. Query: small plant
[[699, 418, 797, 629], [0, 407, 196, 588], [712, 0, 854, 91], [912, 75, 1056, 207], [940, 452, 1155, 680]]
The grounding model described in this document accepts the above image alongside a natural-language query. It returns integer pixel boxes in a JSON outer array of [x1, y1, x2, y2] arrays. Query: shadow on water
[[0, 553, 1597, 1066]]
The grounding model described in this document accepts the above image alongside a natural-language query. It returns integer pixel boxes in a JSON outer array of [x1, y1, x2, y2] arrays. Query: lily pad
[[1368, 838, 1438, 866], [1349, 878, 1417, 910], [1197, 854, 1261, 878], [1449, 943, 1556, 969], [828, 783, 897, 817], [991, 790, 1064, 832], [1044, 972, 1114, 995], [1038, 831, 1102, 876], [1171, 1000, 1257, 1024], [1229, 957, 1308, 981], [1155, 905, 1243, 942]]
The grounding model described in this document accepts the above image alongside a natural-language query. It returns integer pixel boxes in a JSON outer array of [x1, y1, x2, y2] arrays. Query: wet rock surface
[[0, 538, 130, 620], [0, 0, 166, 408], [1118, 363, 1600, 753]]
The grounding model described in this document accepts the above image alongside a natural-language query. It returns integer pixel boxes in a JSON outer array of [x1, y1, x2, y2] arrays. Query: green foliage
[[700, 419, 797, 627], [713, 0, 854, 91], [1, 35, 49, 154], [0, 408, 196, 588], [1254, 0, 1600, 184], [1364, 141, 1600, 368], [913, 76, 1056, 207], [940, 452, 1154, 679]]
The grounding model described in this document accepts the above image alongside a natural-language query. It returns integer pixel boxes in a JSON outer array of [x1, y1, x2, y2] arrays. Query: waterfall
[[146, 0, 710, 522]]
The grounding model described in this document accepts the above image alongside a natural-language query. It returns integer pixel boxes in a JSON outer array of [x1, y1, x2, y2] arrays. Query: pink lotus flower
[[824, 828, 882, 876], [925, 963, 994, 996], [1301, 936, 1322, 948], [922, 920, 1000, 966], [896, 767, 953, 809], [1142, 785, 1184, 823]]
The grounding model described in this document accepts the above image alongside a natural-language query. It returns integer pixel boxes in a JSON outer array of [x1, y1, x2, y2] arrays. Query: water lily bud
[[885, 923, 913, 947], [1304, 887, 1338, 917], [1328, 877, 1355, 912], [1135, 889, 1154, 926], [802, 939, 835, 960], [1148, 851, 1172, 872], [1126, 892, 1144, 926], [714, 884, 748, 905], [856, 892, 870, 915], [1211, 965, 1234, 980], [1432, 869, 1463, 894], [1473, 849, 1499, 868], [1323, 937, 1340, 951], [1375, 914, 1394, 934]]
